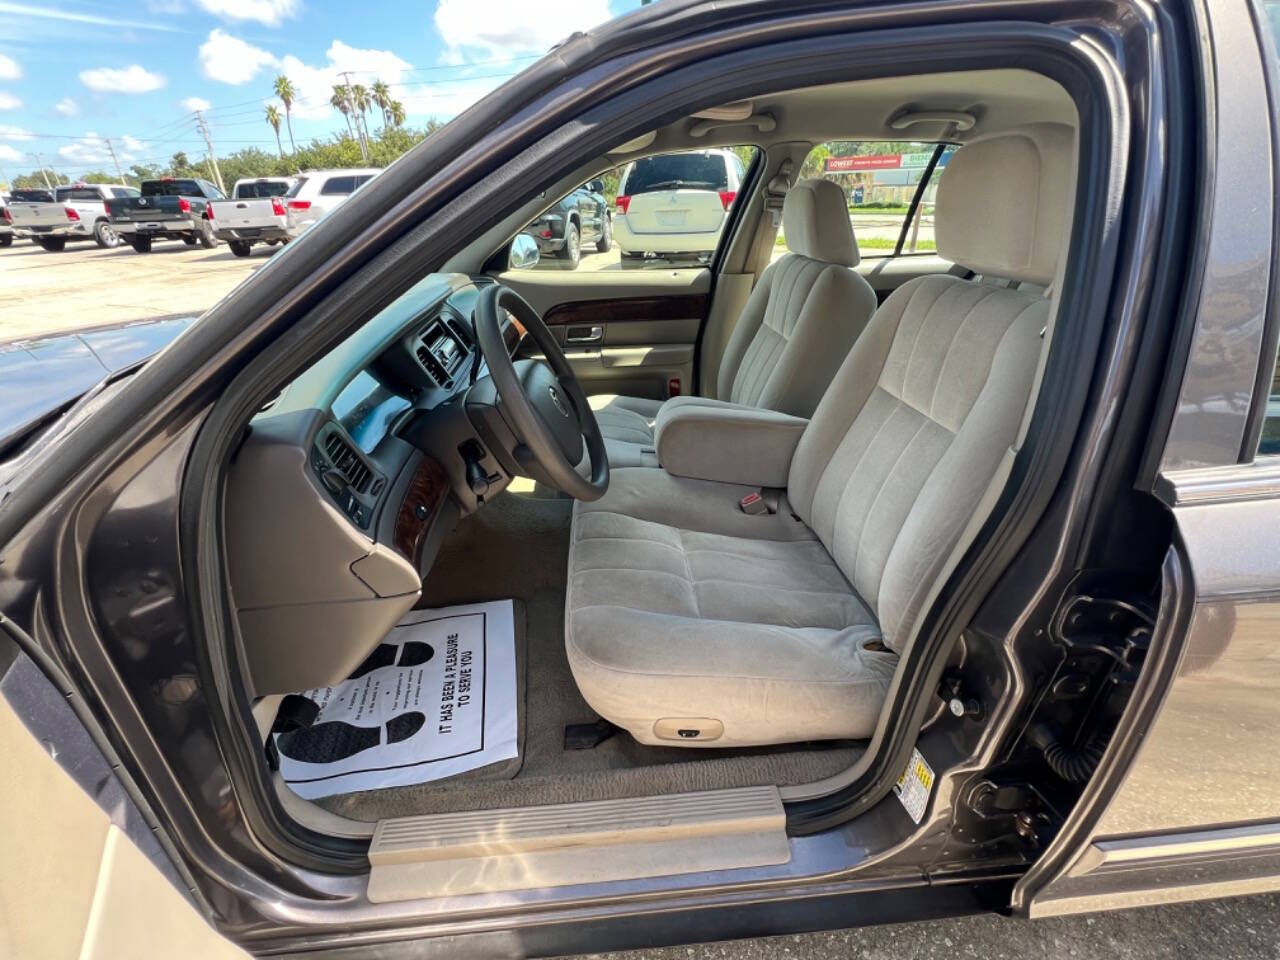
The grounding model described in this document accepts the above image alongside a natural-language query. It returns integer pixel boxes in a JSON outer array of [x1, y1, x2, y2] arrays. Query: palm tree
[[330, 84, 355, 140], [388, 99, 405, 128], [264, 103, 283, 158], [370, 79, 391, 128], [272, 74, 297, 154], [351, 83, 372, 143]]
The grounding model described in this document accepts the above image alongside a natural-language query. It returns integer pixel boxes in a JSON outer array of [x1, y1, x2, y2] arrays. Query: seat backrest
[[787, 124, 1074, 651], [715, 178, 878, 417]]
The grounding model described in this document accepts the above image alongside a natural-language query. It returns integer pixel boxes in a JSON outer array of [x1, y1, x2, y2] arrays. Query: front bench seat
[[565, 125, 1073, 747], [591, 178, 878, 467]]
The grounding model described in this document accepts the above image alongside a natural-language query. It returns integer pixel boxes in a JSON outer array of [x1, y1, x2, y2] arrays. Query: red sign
[[824, 153, 903, 172]]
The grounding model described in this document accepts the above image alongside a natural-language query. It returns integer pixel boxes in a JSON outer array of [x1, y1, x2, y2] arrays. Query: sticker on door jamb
[[893, 746, 935, 824]]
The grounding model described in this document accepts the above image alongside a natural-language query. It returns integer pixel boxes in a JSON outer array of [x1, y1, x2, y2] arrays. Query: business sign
[[824, 150, 949, 174]]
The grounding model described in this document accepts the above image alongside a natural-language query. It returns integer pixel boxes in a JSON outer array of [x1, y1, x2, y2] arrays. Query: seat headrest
[[783, 178, 859, 267], [935, 123, 1074, 286]]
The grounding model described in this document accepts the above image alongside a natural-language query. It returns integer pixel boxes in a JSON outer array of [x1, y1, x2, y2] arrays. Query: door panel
[[496, 268, 710, 401]]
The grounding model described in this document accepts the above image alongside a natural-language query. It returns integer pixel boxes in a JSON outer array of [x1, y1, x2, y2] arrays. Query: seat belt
[[745, 159, 792, 284]]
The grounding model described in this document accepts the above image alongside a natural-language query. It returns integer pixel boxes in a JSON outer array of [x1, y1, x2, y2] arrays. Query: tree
[[371, 80, 391, 129], [388, 99, 406, 128], [351, 84, 372, 147], [265, 103, 284, 158], [273, 74, 297, 154], [331, 84, 355, 140]]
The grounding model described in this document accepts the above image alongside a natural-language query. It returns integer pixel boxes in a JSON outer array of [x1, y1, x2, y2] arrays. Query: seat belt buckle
[[738, 491, 770, 515]]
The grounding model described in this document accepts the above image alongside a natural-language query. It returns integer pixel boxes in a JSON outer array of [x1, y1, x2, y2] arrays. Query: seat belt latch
[[739, 491, 770, 515]]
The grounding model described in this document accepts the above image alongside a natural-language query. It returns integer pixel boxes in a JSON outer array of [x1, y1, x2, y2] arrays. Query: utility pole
[[103, 137, 126, 185], [28, 152, 53, 189], [339, 70, 370, 164], [194, 110, 226, 194]]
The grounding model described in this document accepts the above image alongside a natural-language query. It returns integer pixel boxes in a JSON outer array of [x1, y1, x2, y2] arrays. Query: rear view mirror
[[509, 234, 540, 270], [587, 179, 606, 194]]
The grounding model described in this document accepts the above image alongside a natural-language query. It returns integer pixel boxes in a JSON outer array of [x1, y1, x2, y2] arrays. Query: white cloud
[[433, 0, 610, 61], [54, 96, 78, 116], [198, 28, 278, 85], [180, 95, 211, 111], [0, 90, 19, 110], [0, 122, 31, 140], [56, 131, 144, 167], [0, 143, 19, 162], [79, 64, 167, 94], [0, 53, 19, 81], [194, 0, 298, 26], [277, 40, 413, 120]]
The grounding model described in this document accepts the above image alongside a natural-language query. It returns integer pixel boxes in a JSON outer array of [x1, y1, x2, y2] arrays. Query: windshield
[[11, 188, 55, 203], [623, 153, 729, 193]]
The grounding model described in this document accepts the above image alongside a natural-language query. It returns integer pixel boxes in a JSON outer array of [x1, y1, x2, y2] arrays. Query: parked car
[[280, 167, 380, 239], [0, 195, 12, 247], [613, 149, 746, 266], [7, 2, 1280, 957], [6, 182, 139, 251], [521, 178, 611, 268], [107, 177, 226, 253], [208, 176, 298, 258]]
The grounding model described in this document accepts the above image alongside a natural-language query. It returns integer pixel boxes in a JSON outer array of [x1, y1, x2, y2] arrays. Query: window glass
[[57, 188, 105, 202], [791, 141, 951, 260], [1257, 2, 1280, 455], [235, 180, 291, 199], [284, 177, 309, 198], [518, 147, 758, 273], [111, 187, 140, 198], [320, 176, 356, 195]]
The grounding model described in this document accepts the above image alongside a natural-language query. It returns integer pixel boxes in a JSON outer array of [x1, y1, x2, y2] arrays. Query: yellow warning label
[[892, 747, 935, 824]]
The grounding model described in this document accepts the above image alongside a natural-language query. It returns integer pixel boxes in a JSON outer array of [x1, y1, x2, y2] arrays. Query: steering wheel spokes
[[469, 284, 609, 500]]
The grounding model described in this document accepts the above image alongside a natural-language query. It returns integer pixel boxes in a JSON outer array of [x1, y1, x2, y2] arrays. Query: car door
[[0, 641, 248, 959], [496, 157, 749, 402], [1014, 0, 1280, 917]]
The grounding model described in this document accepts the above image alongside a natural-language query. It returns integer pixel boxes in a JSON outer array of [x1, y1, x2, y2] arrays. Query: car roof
[[296, 168, 382, 177]]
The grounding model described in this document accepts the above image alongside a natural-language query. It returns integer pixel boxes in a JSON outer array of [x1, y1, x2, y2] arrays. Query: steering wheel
[[470, 283, 609, 501]]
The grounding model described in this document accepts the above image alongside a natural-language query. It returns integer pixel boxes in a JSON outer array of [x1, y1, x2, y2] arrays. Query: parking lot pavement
[[572, 893, 1280, 960], [0, 237, 273, 342]]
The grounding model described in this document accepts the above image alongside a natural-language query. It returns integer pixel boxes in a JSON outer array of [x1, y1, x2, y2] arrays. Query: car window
[[11, 188, 54, 203], [353, 175, 374, 189], [793, 141, 953, 259], [236, 180, 291, 199], [519, 147, 758, 273], [320, 176, 356, 195], [142, 180, 202, 197], [1257, 2, 1280, 455], [111, 187, 140, 198], [57, 188, 106, 202], [284, 177, 309, 198]]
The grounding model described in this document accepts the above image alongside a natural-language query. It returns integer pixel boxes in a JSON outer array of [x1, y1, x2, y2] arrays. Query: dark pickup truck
[[107, 177, 226, 253]]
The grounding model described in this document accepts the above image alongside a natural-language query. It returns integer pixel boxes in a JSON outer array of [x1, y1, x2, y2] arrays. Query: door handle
[[565, 325, 604, 344]]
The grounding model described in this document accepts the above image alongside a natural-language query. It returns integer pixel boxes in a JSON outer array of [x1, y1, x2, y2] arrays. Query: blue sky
[[0, 0, 643, 181]]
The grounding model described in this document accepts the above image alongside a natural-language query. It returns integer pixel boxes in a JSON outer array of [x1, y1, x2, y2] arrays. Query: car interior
[[220, 66, 1081, 894]]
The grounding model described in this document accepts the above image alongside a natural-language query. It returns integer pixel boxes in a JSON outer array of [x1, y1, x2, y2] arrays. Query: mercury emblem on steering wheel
[[548, 384, 570, 417]]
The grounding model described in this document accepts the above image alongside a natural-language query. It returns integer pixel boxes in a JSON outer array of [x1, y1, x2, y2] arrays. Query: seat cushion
[[589, 395, 662, 468], [567, 469, 897, 747]]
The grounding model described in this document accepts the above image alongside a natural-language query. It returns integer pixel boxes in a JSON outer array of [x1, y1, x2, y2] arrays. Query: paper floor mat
[[275, 600, 518, 800]]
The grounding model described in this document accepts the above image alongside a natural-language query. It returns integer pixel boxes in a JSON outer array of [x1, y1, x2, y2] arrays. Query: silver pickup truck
[[8, 183, 140, 252], [208, 176, 297, 257]]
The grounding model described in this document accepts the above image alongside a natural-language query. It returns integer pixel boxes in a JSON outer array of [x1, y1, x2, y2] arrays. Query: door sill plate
[[367, 785, 789, 901]]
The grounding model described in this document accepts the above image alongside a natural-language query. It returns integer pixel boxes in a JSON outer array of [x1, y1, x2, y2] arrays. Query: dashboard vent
[[415, 318, 465, 389], [324, 431, 372, 492]]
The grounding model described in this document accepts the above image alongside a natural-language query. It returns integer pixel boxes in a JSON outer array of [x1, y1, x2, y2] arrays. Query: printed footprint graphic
[[276, 712, 427, 764], [348, 640, 435, 680]]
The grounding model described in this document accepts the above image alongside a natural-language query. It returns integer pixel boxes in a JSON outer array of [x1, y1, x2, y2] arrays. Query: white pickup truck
[[8, 183, 140, 252], [208, 176, 297, 257]]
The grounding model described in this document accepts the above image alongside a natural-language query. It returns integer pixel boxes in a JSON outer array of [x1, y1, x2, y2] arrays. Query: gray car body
[[0, 0, 1276, 955]]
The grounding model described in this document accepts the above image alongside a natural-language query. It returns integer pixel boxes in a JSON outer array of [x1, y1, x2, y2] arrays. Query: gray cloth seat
[[592, 178, 878, 467], [566, 124, 1074, 748]]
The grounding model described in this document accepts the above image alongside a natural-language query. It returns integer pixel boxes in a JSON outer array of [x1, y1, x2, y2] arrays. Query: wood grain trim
[[543, 294, 708, 326], [394, 455, 450, 562]]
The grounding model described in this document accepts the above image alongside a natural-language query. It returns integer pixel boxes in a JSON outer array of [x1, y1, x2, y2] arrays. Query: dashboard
[[223, 272, 522, 695]]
